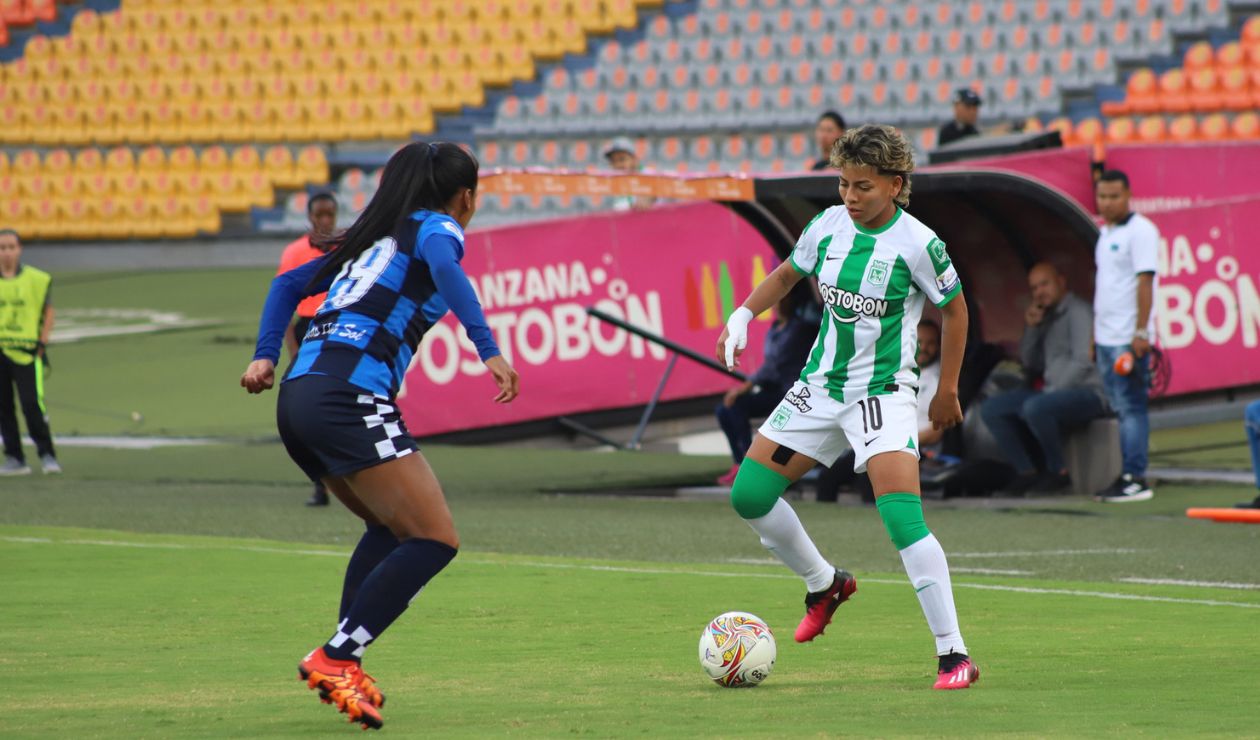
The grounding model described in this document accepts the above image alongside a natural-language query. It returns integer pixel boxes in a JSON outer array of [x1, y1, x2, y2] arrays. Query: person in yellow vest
[[0, 229, 59, 475]]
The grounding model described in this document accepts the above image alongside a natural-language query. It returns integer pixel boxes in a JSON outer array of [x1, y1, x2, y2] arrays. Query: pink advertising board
[[396, 201, 780, 436], [969, 142, 1260, 396]]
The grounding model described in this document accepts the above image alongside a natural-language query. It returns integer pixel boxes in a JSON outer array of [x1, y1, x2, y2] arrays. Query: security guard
[[0, 229, 59, 475]]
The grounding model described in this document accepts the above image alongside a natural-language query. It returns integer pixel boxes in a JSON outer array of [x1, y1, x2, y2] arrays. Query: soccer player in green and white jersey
[[715, 124, 978, 690]]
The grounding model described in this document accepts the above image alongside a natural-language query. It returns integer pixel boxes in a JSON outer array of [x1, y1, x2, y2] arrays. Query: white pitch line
[[951, 548, 1140, 558], [952, 567, 1033, 576], [1119, 578, 1260, 591], [4, 536, 1258, 610]]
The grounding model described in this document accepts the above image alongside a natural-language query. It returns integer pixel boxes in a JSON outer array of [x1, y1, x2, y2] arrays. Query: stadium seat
[[1232, 111, 1260, 140], [1074, 117, 1104, 145], [1105, 117, 1137, 144], [1136, 115, 1166, 143], [1198, 112, 1230, 141], [1167, 114, 1198, 142]]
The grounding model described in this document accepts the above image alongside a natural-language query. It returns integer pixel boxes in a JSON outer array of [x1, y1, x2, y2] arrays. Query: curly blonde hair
[[829, 124, 915, 208]]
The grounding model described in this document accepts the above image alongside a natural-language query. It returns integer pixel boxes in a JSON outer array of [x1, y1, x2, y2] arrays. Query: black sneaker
[[1029, 472, 1072, 495], [1235, 496, 1260, 510], [1094, 474, 1153, 503], [305, 484, 330, 507]]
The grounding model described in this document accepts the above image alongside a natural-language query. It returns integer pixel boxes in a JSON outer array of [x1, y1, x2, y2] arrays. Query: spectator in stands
[[275, 191, 338, 506], [937, 89, 982, 146], [980, 262, 1106, 495], [0, 229, 59, 475], [1092, 170, 1159, 504], [1239, 400, 1260, 509], [603, 137, 655, 212], [715, 291, 815, 486], [810, 111, 846, 170]]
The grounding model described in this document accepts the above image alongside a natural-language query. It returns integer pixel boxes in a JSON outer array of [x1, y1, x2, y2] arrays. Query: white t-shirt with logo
[[789, 206, 961, 404], [1094, 212, 1160, 346]]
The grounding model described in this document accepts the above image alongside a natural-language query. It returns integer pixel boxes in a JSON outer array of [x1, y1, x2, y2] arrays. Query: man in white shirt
[[1092, 170, 1158, 503]]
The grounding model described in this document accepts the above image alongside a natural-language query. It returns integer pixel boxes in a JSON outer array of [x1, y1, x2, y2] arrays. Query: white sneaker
[[40, 455, 61, 474], [0, 457, 31, 476]]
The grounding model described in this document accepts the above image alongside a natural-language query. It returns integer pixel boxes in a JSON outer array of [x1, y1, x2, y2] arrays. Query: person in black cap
[[937, 89, 982, 147]]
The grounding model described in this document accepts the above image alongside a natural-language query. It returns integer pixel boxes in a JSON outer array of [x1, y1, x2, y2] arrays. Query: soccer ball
[[698, 611, 777, 687]]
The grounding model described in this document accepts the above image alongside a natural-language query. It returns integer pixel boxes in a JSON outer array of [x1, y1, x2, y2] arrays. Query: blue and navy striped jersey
[[253, 210, 499, 398]]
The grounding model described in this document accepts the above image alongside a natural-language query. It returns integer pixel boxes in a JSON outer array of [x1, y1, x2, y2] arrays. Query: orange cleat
[[298, 647, 384, 730]]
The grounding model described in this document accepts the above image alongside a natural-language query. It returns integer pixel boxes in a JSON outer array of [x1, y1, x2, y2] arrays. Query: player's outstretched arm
[[928, 292, 968, 430], [716, 260, 804, 370]]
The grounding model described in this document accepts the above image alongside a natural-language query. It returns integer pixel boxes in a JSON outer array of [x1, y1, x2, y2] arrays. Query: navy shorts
[[276, 374, 418, 482]]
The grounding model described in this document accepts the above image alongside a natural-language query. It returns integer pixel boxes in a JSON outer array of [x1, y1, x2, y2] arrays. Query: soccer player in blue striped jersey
[[241, 142, 519, 729]]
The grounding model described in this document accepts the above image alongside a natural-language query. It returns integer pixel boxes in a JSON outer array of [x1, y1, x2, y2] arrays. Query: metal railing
[[558, 306, 747, 450]]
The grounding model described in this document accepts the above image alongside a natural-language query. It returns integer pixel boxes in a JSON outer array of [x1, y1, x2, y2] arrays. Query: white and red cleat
[[933, 652, 980, 690]]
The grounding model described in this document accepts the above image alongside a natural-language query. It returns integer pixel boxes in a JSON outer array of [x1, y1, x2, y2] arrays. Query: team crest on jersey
[[928, 238, 949, 265], [866, 259, 890, 287], [769, 406, 793, 430]]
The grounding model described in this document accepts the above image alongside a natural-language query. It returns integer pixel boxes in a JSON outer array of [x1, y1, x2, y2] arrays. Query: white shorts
[[757, 381, 920, 474]]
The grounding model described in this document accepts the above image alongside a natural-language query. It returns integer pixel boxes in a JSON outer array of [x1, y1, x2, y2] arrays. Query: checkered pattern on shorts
[[357, 394, 414, 463]]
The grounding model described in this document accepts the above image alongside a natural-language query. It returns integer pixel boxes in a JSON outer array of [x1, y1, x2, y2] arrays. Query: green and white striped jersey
[[789, 205, 961, 403]]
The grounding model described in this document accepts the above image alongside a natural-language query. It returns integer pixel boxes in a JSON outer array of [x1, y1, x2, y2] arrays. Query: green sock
[[875, 493, 931, 550], [730, 458, 790, 519]]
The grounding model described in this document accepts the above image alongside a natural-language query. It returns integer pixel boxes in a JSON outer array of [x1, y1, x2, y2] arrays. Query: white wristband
[[723, 307, 754, 369]]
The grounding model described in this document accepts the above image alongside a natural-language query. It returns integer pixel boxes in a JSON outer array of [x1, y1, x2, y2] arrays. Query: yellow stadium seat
[[126, 196, 164, 239], [338, 98, 377, 140], [13, 149, 39, 174], [61, 199, 97, 241], [82, 105, 117, 146], [168, 146, 197, 172], [43, 149, 72, 174], [157, 197, 197, 238], [209, 171, 253, 212], [48, 173, 81, 200], [297, 145, 329, 185], [95, 197, 128, 240], [21, 174, 49, 199], [229, 145, 261, 174], [181, 171, 212, 198], [56, 104, 91, 147], [0, 107, 23, 145], [105, 146, 135, 173], [143, 169, 181, 198], [190, 195, 221, 234], [304, 100, 345, 141], [1, 198, 29, 235], [244, 171, 275, 208], [371, 98, 411, 139], [26, 105, 58, 146], [210, 102, 249, 143], [271, 100, 308, 143], [262, 145, 303, 189], [0, 151, 8, 175], [179, 101, 214, 144], [115, 103, 147, 145], [29, 200, 66, 241], [200, 145, 230, 173], [137, 145, 167, 172], [74, 148, 104, 173]]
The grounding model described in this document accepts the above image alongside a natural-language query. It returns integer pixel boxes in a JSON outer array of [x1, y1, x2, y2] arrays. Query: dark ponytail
[[311, 141, 478, 286]]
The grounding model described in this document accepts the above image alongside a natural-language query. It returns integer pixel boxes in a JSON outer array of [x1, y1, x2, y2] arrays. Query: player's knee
[[729, 458, 790, 519]]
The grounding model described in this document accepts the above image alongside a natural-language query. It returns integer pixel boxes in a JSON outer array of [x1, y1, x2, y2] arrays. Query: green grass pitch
[[1, 267, 1256, 737]]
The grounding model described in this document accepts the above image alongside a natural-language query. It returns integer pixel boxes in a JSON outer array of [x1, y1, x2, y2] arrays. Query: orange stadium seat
[[1233, 111, 1260, 140], [1218, 67, 1253, 111], [1197, 113, 1229, 141], [1106, 117, 1137, 143], [1183, 41, 1214, 70], [1215, 41, 1244, 68], [1136, 115, 1167, 143], [1105, 68, 1156, 116], [1155, 69, 1191, 113], [1167, 114, 1198, 142], [1074, 117, 1104, 145], [1187, 68, 1222, 111]]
